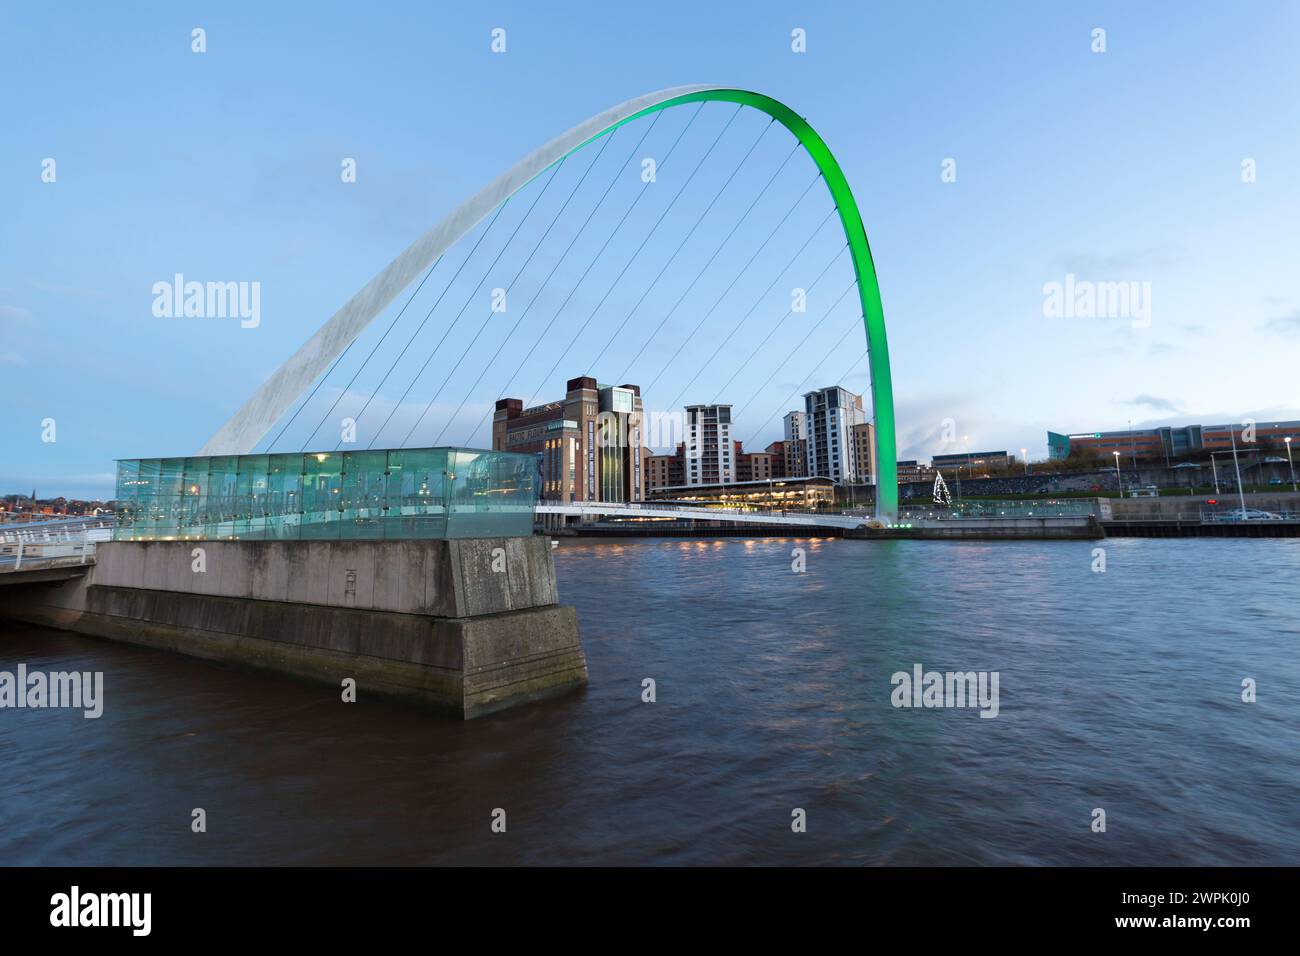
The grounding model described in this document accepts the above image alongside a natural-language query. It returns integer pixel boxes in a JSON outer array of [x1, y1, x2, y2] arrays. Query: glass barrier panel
[[301, 451, 343, 540], [207, 456, 240, 539], [340, 450, 388, 540], [266, 453, 304, 540], [112, 459, 141, 540], [113, 447, 534, 541], [386, 448, 447, 539]]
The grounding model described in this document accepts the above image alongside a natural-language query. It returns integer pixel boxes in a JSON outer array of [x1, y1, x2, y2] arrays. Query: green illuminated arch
[[559, 90, 897, 519], [201, 86, 897, 520]]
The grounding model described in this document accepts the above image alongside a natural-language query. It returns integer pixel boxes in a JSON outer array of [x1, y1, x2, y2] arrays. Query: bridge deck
[[535, 502, 867, 528]]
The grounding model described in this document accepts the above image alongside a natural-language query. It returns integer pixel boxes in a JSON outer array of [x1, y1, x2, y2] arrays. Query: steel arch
[[199, 85, 897, 519]]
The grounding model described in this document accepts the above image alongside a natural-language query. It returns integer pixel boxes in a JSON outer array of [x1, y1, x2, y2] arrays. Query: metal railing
[[0, 515, 114, 541], [550, 499, 823, 516], [899, 499, 1098, 520], [1096, 510, 1300, 524], [0, 519, 112, 571], [1200, 509, 1300, 523], [536, 500, 865, 526]]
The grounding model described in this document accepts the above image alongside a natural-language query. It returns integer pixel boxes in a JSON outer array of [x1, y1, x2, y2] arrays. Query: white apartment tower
[[684, 404, 734, 485], [783, 410, 807, 443], [803, 386, 866, 483]]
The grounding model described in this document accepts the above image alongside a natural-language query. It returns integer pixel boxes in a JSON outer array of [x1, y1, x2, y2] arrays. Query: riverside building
[[684, 404, 735, 486], [493, 376, 646, 503], [803, 385, 867, 483]]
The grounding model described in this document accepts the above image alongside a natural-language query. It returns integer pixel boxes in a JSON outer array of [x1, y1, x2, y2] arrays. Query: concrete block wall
[[1107, 491, 1300, 518], [90, 537, 558, 617]]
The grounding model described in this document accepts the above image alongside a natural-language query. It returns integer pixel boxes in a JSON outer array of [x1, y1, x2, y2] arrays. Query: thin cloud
[[1261, 309, 1300, 334], [0, 304, 33, 325], [1059, 244, 1188, 275], [30, 280, 114, 302], [1124, 394, 1183, 414]]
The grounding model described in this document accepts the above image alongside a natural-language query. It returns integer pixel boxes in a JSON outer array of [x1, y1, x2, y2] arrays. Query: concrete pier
[[0, 537, 587, 718]]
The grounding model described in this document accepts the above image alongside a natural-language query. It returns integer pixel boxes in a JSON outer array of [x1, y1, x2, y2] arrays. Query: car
[[1225, 508, 1283, 521], [1263, 456, 1287, 464]]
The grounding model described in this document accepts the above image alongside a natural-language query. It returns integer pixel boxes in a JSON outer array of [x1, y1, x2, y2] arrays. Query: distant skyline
[[4, 1, 1299, 498]]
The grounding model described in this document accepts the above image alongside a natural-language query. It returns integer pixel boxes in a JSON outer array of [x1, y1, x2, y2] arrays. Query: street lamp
[[1286, 437, 1297, 494], [1021, 448, 1028, 476], [958, 435, 969, 501], [1112, 451, 1122, 497]]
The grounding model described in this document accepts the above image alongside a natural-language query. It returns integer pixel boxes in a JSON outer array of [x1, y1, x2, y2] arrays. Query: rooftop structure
[[1049, 421, 1300, 462]]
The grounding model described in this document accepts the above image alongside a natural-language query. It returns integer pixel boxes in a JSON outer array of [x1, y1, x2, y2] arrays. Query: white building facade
[[803, 386, 867, 484], [684, 404, 735, 486]]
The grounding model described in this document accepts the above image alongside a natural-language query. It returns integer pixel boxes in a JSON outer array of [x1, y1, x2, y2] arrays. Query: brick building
[[493, 376, 646, 503]]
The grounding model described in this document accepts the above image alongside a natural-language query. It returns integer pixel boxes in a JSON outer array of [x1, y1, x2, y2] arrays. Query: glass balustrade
[[113, 448, 537, 541]]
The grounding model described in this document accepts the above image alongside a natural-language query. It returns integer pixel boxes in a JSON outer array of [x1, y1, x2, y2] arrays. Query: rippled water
[[1, 536, 1297, 865]]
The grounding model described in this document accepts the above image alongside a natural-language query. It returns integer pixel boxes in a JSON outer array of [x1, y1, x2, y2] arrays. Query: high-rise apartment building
[[783, 411, 806, 443], [684, 404, 734, 485], [782, 412, 807, 478], [852, 421, 877, 484], [803, 386, 866, 483]]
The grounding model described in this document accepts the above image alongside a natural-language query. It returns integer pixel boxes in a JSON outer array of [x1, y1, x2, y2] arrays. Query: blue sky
[[3, 1, 1298, 498]]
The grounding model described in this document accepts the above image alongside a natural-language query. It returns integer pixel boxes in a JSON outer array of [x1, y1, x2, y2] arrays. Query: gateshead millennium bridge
[[195, 85, 899, 523]]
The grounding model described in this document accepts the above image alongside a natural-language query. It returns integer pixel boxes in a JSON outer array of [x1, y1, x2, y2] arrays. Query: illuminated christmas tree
[[933, 471, 952, 506]]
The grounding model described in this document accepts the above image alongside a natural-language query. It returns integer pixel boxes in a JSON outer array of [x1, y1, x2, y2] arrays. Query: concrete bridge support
[[0, 537, 587, 718]]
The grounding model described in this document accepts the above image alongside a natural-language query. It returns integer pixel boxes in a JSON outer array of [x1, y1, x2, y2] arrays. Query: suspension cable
[[584, 109, 768, 377], [264, 339, 357, 453], [710, 243, 849, 404], [365, 161, 567, 449], [639, 167, 823, 394], [457, 113, 667, 445], [731, 279, 859, 422], [740, 319, 869, 450], [405, 150, 593, 447], [517, 102, 722, 408], [334, 202, 511, 451], [296, 257, 446, 451], [663, 205, 837, 411], [430, 130, 625, 445]]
